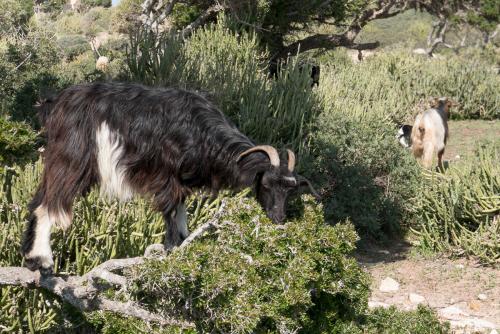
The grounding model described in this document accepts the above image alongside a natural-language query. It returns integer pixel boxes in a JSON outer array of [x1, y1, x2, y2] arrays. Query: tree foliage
[[0, 0, 33, 35], [139, 0, 500, 60]]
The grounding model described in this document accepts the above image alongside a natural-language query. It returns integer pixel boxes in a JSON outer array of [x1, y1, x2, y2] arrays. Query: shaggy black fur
[[22, 82, 314, 268]]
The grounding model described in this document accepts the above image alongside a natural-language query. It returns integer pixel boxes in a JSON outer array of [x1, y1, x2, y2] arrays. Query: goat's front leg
[[162, 202, 189, 250]]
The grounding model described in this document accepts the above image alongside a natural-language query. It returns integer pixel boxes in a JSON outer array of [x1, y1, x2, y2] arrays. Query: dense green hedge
[[413, 143, 500, 265], [309, 109, 421, 238]]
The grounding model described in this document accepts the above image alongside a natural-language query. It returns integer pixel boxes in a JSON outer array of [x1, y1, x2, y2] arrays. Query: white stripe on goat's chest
[[96, 122, 134, 201]]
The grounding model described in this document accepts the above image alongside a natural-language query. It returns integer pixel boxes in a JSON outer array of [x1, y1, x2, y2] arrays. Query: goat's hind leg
[[437, 148, 445, 172], [22, 162, 94, 274], [22, 187, 55, 274], [421, 142, 435, 169]]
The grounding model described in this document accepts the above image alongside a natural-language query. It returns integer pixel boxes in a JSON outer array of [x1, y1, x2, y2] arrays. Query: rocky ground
[[356, 241, 499, 334]]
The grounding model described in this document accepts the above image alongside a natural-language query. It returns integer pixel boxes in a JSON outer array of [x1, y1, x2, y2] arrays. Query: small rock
[[379, 277, 400, 292], [490, 329, 498, 334], [455, 155, 461, 159], [368, 300, 390, 309], [408, 293, 426, 304], [455, 264, 465, 269], [478, 294, 487, 301], [468, 300, 481, 311]]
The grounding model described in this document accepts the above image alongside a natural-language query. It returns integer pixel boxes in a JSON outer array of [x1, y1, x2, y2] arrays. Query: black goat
[[22, 82, 318, 273], [269, 61, 320, 87]]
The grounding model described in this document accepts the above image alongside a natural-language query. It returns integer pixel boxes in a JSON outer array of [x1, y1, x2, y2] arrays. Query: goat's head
[[238, 145, 320, 223], [396, 124, 413, 148], [432, 97, 459, 118]]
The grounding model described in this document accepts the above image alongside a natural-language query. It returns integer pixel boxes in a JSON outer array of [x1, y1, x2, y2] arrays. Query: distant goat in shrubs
[[411, 97, 456, 169], [22, 82, 319, 274]]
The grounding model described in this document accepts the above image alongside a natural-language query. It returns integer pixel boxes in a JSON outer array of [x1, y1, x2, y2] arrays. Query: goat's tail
[[34, 96, 56, 127]]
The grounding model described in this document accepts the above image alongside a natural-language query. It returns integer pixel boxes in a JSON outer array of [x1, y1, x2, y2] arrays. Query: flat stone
[[379, 277, 400, 293], [448, 318, 496, 330], [439, 305, 470, 320], [478, 294, 488, 301], [408, 293, 426, 304]]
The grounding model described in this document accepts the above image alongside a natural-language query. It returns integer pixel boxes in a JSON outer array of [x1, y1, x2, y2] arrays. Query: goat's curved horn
[[238, 145, 280, 167], [287, 149, 296, 172]]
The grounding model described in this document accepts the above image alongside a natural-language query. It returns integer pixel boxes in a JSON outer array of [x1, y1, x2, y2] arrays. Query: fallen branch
[[0, 202, 228, 328]]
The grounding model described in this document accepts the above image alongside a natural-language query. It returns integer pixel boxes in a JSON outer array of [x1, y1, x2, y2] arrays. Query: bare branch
[[274, 0, 408, 60], [426, 18, 448, 56], [0, 203, 229, 328], [181, 3, 226, 39]]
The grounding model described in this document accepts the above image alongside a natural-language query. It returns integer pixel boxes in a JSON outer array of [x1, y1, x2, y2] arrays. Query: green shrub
[[320, 51, 499, 121], [0, 160, 165, 331], [0, 117, 38, 170], [110, 0, 142, 34], [82, 6, 112, 37], [0, 161, 365, 332], [127, 18, 319, 154], [413, 143, 499, 265], [132, 196, 369, 333], [309, 100, 422, 238], [81, 0, 112, 9], [53, 12, 84, 34], [57, 34, 90, 60], [0, 0, 34, 36], [170, 3, 202, 29], [0, 26, 61, 125], [357, 305, 450, 334]]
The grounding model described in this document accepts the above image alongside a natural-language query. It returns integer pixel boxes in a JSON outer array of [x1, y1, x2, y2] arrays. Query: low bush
[[413, 143, 499, 265], [357, 305, 450, 334], [309, 96, 422, 238], [0, 117, 38, 171], [132, 196, 369, 333], [81, 6, 112, 36], [0, 26, 61, 125], [0, 160, 165, 331], [57, 34, 90, 60], [321, 51, 499, 121], [53, 12, 84, 35]]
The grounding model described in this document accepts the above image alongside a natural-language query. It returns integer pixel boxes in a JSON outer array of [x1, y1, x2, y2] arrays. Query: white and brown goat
[[410, 97, 456, 169]]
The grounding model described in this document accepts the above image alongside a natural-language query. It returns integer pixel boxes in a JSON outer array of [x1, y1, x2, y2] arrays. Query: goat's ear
[[297, 176, 321, 200]]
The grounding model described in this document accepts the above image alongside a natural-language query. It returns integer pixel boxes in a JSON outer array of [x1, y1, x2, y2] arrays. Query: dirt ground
[[357, 120, 499, 333], [356, 241, 499, 333], [443, 120, 499, 162]]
